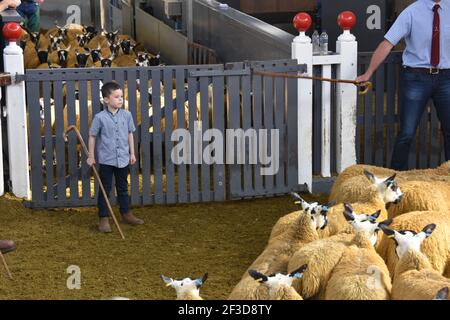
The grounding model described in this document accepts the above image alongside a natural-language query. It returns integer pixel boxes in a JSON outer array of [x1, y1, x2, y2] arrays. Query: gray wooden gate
[[24, 59, 302, 208]]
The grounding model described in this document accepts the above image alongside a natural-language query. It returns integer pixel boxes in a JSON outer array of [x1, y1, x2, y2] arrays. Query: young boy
[[88, 82, 144, 233]]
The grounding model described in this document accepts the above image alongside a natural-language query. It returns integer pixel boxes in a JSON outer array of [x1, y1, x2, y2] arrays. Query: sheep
[[433, 287, 449, 300], [377, 210, 450, 278], [228, 206, 322, 300], [269, 192, 331, 240], [287, 205, 392, 299], [119, 39, 137, 56], [66, 48, 93, 68], [49, 44, 71, 67], [49, 34, 63, 51], [113, 52, 138, 67], [247, 265, 307, 300], [271, 172, 402, 241], [161, 273, 208, 300], [323, 231, 392, 300], [24, 41, 40, 69], [379, 224, 450, 300], [330, 162, 450, 204]]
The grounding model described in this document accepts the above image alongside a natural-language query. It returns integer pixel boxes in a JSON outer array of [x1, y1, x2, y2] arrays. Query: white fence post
[[292, 13, 313, 192], [3, 23, 31, 199], [335, 13, 358, 173], [0, 84, 3, 196]]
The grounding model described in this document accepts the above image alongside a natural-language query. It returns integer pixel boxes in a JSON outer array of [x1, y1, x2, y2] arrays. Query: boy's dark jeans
[[391, 69, 450, 170], [98, 164, 130, 218]]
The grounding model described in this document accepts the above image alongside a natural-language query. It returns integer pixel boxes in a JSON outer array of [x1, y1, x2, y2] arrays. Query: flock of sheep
[[161, 162, 450, 300]]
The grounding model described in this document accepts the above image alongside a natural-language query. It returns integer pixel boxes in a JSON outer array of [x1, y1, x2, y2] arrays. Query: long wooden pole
[[0, 251, 13, 280], [64, 125, 125, 240]]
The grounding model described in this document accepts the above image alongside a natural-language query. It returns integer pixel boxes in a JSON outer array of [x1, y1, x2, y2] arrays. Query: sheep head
[[110, 42, 121, 59], [379, 223, 436, 259], [49, 34, 63, 51], [90, 45, 102, 63], [248, 265, 307, 294], [343, 203, 392, 246], [75, 48, 91, 68], [76, 33, 89, 47], [149, 53, 161, 66], [363, 169, 403, 204], [290, 192, 330, 230], [57, 44, 70, 67], [30, 32, 40, 45], [161, 273, 208, 299], [104, 29, 119, 45]]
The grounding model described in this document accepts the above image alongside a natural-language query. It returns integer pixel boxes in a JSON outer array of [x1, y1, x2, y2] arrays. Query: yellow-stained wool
[[391, 250, 450, 300], [324, 232, 392, 300], [377, 210, 450, 278], [287, 233, 353, 299], [228, 211, 319, 300]]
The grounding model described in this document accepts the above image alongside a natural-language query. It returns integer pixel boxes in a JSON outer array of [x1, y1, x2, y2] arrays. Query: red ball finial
[[337, 11, 356, 30], [293, 12, 312, 32], [2, 22, 23, 42]]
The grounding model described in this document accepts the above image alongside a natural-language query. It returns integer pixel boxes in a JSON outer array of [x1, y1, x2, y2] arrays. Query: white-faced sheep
[[433, 287, 449, 300], [377, 210, 450, 278], [287, 205, 392, 299], [228, 207, 323, 300], [161, 273, 208, 300], [380, 224, 450, 300], [248, 265, 307, 300]]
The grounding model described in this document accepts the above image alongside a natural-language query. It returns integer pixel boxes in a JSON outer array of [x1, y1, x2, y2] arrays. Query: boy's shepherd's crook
[[64, 125, 125, 240], [0, 251, 13, 280]]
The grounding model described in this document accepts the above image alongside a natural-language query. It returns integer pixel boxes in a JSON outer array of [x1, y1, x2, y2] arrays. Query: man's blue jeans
[[97, 164, 130, 218], [391, 69, 450, 170]]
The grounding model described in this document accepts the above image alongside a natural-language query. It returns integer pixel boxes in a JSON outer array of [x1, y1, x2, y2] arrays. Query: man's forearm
[[365, 40, 394, 76]]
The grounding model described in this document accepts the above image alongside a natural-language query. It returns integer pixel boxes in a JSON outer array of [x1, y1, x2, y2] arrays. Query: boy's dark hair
[[101, 81, 122, 98]]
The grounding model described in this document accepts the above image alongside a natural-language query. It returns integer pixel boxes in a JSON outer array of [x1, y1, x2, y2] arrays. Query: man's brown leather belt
[[405, 67, 450, 75]]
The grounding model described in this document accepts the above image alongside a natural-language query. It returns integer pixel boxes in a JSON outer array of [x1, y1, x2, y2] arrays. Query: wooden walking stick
[[0, 251, 13, 280], [64, 125, 125, 240]]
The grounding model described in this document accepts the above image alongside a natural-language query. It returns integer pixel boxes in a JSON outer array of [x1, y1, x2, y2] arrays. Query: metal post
[[335, 28, 358, 173], [186, 0, 194, 42], [3, 23, 31, 199]]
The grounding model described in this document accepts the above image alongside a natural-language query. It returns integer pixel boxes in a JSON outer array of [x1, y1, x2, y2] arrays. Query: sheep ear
[[378, 218, 393, 227], [434, 287, 449, 300], [379, 224, 395, 238], [422, 224, 436, 238], [370, 210, 381, 222], [66, 44, 71, 51], [113, 30, 119, 35], [343, 203, 354, 221], [384, 173, 397, 185], [363, 169, 375, 183], [248, 270, 268, 283], [290, 264, 307, 279], [160, 275, 173, 287], [194, 273, 208, 289], [290, 192, 307, 209]]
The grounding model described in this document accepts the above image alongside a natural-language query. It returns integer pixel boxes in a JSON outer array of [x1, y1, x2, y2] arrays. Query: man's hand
[[130, 154, 136, 165], [356, 72, 372, 84], [5, 0, 21, 9], [87, 156, 96, 167], [37, 0, 45, 4]]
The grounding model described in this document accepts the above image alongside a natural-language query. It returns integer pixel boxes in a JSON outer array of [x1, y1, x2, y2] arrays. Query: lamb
[[379, 224, 450, 300], [287, 205, 392, 299], [323, 231, 392, 300], [161, 273, 208, 300], [228, 207, 322, 300], [330, 162, 450, 204], [247, 265, 307, 300], [377, 210, 450, 278]]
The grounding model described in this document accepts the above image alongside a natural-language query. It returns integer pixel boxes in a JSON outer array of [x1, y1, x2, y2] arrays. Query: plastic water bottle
[[312, 30, 320, 55], [320, 31, 328, 55]]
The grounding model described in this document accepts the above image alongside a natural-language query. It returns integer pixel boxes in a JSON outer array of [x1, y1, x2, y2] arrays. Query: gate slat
[[54, 81, 67, 201], [176, 69, 188, 203], [90, 79, 102, 199], [140, 69, 152, 205], [78, 80, 90, 201], [241, 74, 253, 195], [163, 68, 176, 203], [152, 69, 164, 204], [42, 81, 54, 201], [227, 75, 242, 198], [252, 74, 264, 195], [188, 74, 199, 202], [286, 76, 298, 190], [363, 65, 373, 164], [430, 102, 440, 167], [66, 80, 79, 200], [200, 76, 211, 201], [263, 75, 274, 192], [127, 69, 140, 205], [375, 66, 385, 166], [274, 76, 286, 191], [212, 75, 226, 201], [418, 104, 429, 169], [27, 81, 44, 201]]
